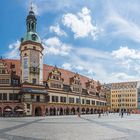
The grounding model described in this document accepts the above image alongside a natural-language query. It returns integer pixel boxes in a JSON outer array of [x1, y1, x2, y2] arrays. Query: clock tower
[[20, 6, 44, 85]]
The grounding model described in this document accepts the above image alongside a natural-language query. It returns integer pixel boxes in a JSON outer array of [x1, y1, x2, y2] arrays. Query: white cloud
[[43, 37, 71, 56], [62, 7, 99, 39], [60, 44, 140, 83], [112, 46, 140, 59], [108, 73, 137, 82], [50, 24, 67, 36], [5, 40, 20, 59], [62, 63, 72, 70], [103, 2, 140, 43], [111, 46, 140, 75]]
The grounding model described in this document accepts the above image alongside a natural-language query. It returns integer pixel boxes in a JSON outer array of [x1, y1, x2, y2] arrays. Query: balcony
[[23, 98, 46, 103]]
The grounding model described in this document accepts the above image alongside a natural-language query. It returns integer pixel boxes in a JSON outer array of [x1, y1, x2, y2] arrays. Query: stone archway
[[86, 108, 89, 114], [46, 108, 48, 115], [71, 108, 75, 115], [66, 107, 69, 115], [14, 106, 23, 117], [60, 108, 63, 115], [35, 107, 42, 116], [3, 106, 12, 117], [82, 108, 85, 114], [91, 108, 93, 114]]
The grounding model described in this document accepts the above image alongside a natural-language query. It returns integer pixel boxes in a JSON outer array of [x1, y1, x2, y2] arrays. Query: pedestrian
[[121, 111, 123, 118], [98, 111, 101, 118]]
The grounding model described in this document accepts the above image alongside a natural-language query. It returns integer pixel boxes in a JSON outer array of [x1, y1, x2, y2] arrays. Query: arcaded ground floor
[[0, 113, 140, 140]]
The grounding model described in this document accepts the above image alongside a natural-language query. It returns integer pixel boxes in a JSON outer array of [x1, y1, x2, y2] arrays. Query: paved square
[[0, 114, 140, 140]]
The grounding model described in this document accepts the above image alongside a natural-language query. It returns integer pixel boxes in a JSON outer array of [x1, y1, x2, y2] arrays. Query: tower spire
[[26, 0, 37, 32], [29, 0, 33, 12]]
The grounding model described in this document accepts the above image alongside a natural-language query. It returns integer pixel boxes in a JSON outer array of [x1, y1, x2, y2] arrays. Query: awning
[[16, 109, 23, 112], [21, 88, 48, 94], [5, 108, 12, 111]]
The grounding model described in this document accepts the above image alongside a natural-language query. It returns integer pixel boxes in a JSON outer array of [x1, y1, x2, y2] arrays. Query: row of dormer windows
[[0, 79, 10, 84], [73, 87, 80, 92], [74, 80, 80, 85], [51, 95, 106, 106], [50, 83, 61, 89], [0, 93, 18, 101], [52, 75, 60, 80], [0, 69, 6, 74]]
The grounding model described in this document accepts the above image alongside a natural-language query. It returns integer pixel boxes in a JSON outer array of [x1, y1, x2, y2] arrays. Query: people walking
[[98, 111, 101, 118], [121, 111, 124, 118]]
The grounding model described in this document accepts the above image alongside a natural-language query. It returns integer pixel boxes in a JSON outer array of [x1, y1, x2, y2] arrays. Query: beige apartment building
[[111, 81, 140, 112]]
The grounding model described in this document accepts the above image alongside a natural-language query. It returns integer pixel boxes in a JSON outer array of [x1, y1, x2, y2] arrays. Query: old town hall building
[[0, 7, 107, 116]]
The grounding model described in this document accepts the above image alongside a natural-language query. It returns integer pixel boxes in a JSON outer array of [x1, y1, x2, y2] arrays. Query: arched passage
[[86, 108, 89, 114], [66, 107, 69, 115], [91, 108, 93, 114], [35, 107, 42, 116], [71, 108, 75, 115], [60, 108, 63, 115], [82, 108, 85, 114], [14, 106, 23, 117], [3, 106, 12, 117]]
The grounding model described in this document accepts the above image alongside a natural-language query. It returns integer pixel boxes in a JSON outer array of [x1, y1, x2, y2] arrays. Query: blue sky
[[1, 0, 140, 83]]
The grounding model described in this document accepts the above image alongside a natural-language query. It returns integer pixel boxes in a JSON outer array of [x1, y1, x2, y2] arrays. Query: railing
[[23, 98, 46, 102]]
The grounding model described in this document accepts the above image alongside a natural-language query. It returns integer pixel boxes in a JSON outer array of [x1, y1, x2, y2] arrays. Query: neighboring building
[[0, 7, 107, 116], [111, 81, 140, 112], [101, 84, 111, 111]]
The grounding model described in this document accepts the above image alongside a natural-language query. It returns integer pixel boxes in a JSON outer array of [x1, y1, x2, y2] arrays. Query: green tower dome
[[21, 7, 41, 44]]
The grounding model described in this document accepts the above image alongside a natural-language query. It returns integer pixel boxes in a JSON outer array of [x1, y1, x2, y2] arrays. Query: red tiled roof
[[4, 59, 98, 89]]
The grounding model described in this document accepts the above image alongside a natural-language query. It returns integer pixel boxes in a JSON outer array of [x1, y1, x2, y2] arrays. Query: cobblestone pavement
[[0, 114, 140, 140]]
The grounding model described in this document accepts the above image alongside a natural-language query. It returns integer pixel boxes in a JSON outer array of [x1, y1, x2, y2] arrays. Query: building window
[[52, 96, 59, 102], [9, 94, 13, 100], [31, 95, 34, 99], [60, 97, 66, 103], [2, 70, 5, 74], [12, 79, 18, 85], [50, 83, 61, 89], [69, 97, 74, 103], [27, 103, 30, 109], [33, 46, 36, 50], [92, 100, 95, 105], [36, 96, 40, 102], [0, 79, 10, 84], [82, 99, 85, 104], [96, 101, 99, 106], [32, 78, 36, 84], [73, 87, 80, 92], [76, 98, 79, 103], [86, 100, 90, 105], [3, 93, 7, 100], [14, 94, 18, 100]]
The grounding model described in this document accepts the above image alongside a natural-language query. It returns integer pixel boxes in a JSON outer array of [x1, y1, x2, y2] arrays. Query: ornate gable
[[47, 66, 63, 90], [0, 59, 11, 85], [86, 80, 97, 95], [70, 73, 82, 93], [0, 59, 10, 74]]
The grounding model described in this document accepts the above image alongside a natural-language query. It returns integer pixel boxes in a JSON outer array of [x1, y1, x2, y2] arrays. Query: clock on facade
[[32, 34, 37, 41]]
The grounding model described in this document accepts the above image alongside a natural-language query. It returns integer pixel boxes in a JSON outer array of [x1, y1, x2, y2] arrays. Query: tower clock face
[[32, 34, 37, 41], [30, 51, 39, 67]]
